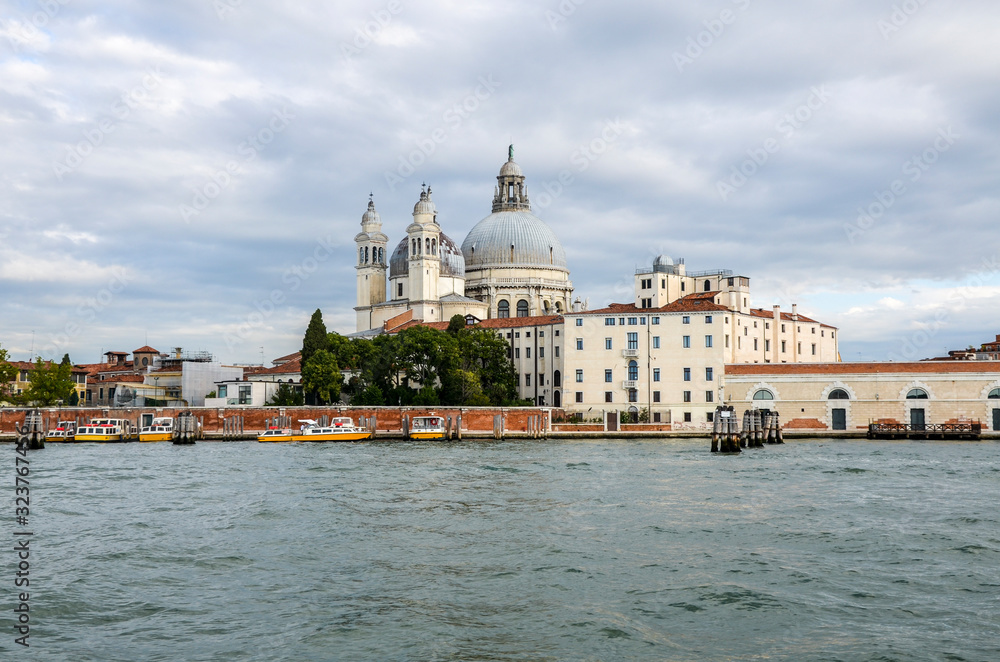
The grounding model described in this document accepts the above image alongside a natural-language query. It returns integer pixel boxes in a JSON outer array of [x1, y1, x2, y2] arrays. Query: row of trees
[[0, 344, 80, 406], [295, 310, 525, 407]]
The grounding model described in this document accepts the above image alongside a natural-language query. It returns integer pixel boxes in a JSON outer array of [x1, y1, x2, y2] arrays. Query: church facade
[[354, 149, 575, 333]]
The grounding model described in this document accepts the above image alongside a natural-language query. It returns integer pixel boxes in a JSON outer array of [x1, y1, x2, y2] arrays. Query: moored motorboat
[[75, 418, 134, 443], [291, 418, 371, 442], [139, 417, 174, 442], [409, 415, 446, 441], [257, 427, 294, 442], [45, 421, 77, 442]]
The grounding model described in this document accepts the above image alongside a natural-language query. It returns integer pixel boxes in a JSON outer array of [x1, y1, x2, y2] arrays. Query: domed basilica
[[354, 148, 575, 333]]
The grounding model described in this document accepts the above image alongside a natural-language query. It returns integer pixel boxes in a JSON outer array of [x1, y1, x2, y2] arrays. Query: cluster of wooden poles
[[711, 406, 783, 453], [17, 411, 44, 450]]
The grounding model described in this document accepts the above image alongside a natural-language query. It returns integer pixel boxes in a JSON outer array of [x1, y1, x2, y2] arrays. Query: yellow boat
[[291, 418, 372, 442], [257, 427, 294, 442], [139, 417, 174, 442], [75, 419, 133, 443], [45, 421, 77, 442], [408, 415, 446, 441]]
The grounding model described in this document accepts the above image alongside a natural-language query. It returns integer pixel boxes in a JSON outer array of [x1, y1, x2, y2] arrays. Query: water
[[6, 439, 1000, 661]]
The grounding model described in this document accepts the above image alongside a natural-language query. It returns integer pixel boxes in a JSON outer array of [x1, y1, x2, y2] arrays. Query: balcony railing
[[622, 349, 639, 357], [622, 380, 637, 389]]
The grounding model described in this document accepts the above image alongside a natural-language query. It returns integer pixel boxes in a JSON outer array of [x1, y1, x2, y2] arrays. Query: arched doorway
[[554, 390, 561, 407], [828, 388, 849, 430], [989, 388, 1000, 431]]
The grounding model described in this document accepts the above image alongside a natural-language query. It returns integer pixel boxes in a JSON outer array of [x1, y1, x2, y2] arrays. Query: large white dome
[[461, 210, 568, 272]]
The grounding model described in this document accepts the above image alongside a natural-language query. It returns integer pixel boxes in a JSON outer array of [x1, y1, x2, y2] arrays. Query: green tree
[[301, 309, 329, 364], [23, 355, 75, 406], [447, 314, 466, 334], [0, 343, 17, 400], [268, 382, 304, 406], [301, 309, 329, 404], [301, 349, 342, 405]]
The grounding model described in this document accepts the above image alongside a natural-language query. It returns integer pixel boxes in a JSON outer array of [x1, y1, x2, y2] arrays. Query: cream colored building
[[354, 148, 574, 333], [725, 362, 1000, 433], [557, 256, 838, 427]]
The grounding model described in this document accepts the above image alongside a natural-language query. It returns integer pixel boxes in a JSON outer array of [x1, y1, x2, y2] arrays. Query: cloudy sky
[[2, 0, 998, 366]]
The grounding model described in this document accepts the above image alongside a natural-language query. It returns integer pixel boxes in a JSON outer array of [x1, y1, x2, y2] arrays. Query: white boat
[[291, 418, 371, 442], [139, 417, 174, 442], [45, 421, 77, 442], [409, 415, 446, 440]]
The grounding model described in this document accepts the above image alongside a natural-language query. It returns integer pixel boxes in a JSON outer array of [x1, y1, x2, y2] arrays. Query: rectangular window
[[605, 369, 613, 383], [765, 322, 770, 330], [575, 392, 583, 403], [653, 412, 661, 423], [683, 336, 690, 348], [653, 391, 661, 403], [705, 315, 713, 324], [653, 336, 660, 349], [515, 348, 520, 359], [539, 347, 544, 358], [628, 389, 638, 403], [765, 339, 771, 351], [539, 373, 544, 386], [515, 332, 520, 338], [681, 282, 686, 292], [628, 317, 637, 325], [605, 318, 615, 326], [706, 367, 714, 381], [706, 390, 714, 403], [238, 385, 252, 405], [525, 347, 531, 358], [555, 330, 560, 336], [812, 343, 816, 355], [525, 374, 531, 387], [539, 331, 544, 337], [526, 332, 531, 338], [683, 368, 691, 381], [728, 277, 734, 286], [797, 342, 802, 354], [683, 391, 691, 403], [781, 340, 786, 353], [725, 334, 730, 348], [781, 324, 786, 332], [652, 317, 660, 325], [555, 346, 560, 357], [605, 391, 613, 403], [705, 335, 713, 348], [628, 332, 638, 350], [576, 319, 583, 326], [605, 338, 612, 350], [218, 385, 228, 398], [640, 317, 646, 325], [706, 412, 714, 423], [754, 338, 758, 351], [812, 327, 816, 334], [619, 317, 625, 326], [684, 412, 692, 422], [576, 338, 583, 350], [682, 316, 690, 324], [575, 369, 583, 382], [653, 368, 660, 382], [397, 283, 403, 297]]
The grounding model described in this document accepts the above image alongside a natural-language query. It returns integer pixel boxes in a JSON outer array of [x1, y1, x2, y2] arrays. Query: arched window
[[359, 247, 364, 264], [753, 389, 774, 401], [555, 301, 563, 313], [553, 370, 561, 387], [628, 360, 638, 381], [516, 300, 529, 317], [543, 300, 550, 314], [906, 388, 929, 399], [497, 301, 510, 318], [704, 279, 711, 292], [378, 247, 383, 263], [828, 388, 849, 400], [988, 388, 1000, 399], [365, 246, 369, 263]]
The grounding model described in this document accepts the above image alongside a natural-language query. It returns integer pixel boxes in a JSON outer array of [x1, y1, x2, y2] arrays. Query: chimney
[[792, 304, 798, 320]]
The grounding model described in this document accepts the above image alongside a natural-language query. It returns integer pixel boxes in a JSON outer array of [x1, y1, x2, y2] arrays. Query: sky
[[1, 0, 998, 366]]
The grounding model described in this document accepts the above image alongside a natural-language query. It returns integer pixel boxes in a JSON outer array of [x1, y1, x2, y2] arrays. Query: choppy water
[[5, 439, 1000, 661]]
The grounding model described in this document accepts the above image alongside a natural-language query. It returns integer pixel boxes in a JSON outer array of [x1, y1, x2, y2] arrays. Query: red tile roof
[[256, 357, 302, 375], [272, 351, 301, 364], [725, 361, 1000, 376], [110, 374, 146, 383], [132, 346, 160, 354]]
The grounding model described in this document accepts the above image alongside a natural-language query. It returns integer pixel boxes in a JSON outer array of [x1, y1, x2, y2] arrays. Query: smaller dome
[[653, 255, 673, 267], [499, 159, 523, 178], [389, 232, 465, 279], [413, 186, 437, 215], [361, 196, 380, 225]]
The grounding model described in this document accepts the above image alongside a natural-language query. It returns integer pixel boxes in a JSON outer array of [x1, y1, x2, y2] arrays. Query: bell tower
[[355, 194, 387, 319], [407, 185, 442, 320]]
